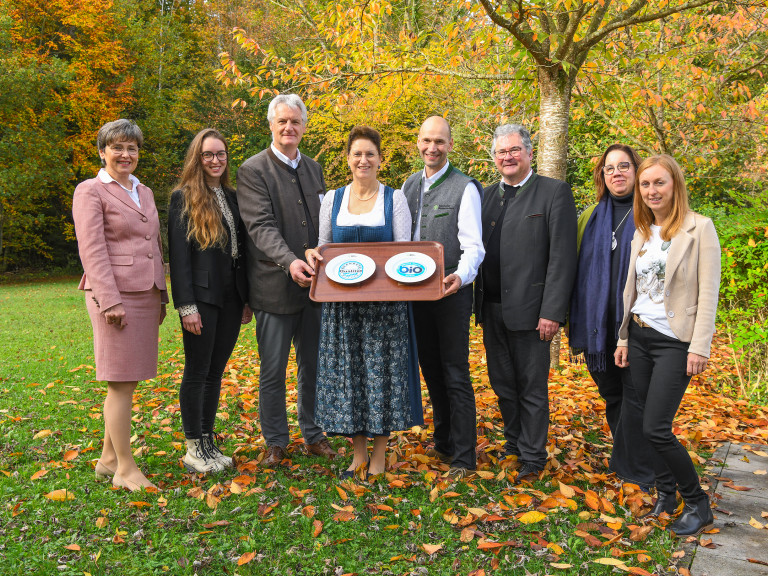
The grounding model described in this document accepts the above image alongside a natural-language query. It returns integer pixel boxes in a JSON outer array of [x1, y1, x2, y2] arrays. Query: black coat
[[168, 188, 248, 310], [475, 173, 577, 330]]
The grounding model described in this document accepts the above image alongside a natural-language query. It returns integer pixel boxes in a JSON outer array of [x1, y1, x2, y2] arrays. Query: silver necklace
[[612, 208, 631, 251], [350, 185, 378, 202]]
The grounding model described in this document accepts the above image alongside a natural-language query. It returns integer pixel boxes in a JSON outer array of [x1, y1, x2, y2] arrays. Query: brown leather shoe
[[444, 467, 476, 482], [262, 445, 286, 468], [305, 438, 337, 458], [426, 447, 454, 464]]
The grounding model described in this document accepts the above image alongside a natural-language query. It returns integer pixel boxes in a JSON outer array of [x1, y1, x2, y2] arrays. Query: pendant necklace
[[612, 208, 631, 251]]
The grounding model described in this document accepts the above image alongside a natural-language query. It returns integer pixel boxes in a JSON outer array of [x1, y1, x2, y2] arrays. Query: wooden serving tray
[[309, 241, 445, 302]]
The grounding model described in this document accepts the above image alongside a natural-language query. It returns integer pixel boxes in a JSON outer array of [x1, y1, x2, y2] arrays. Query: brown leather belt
[[633, 314, 650, 328]]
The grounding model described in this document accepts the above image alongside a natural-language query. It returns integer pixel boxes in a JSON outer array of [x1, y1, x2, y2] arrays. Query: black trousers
[[590, 354, 624, 436], [179, 293, 243, 439], [591, 337, 655, 488], [482, 302, 550, 468], [628, 321, 707, 501], [412, 287, 476, 469]]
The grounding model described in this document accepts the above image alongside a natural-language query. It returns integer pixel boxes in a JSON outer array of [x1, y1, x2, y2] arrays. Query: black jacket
[[168, 188, 248, 309], [475, 173, 577, 330]]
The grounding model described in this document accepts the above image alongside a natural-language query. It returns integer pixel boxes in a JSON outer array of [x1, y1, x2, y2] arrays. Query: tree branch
[[580, 0, 719, 53], [261, 64, 534, 94], [477, 0, 548, 66], [556, 1, 593, 61], [269, 0, 330, 51], [722, 52, 768, 85]]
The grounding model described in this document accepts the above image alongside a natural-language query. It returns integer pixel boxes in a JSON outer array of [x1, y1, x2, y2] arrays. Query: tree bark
[[536, 64, 573, 368]]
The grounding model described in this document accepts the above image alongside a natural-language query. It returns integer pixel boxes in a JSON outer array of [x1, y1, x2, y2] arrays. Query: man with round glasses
[[475, 123, 577, 484]]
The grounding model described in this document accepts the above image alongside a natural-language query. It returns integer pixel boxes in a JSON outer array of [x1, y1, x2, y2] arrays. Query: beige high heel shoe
[[94, 461, 115, 480]]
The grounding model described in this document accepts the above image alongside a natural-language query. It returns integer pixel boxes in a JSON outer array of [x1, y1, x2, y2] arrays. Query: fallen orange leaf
[[31, 469, 48, 481]]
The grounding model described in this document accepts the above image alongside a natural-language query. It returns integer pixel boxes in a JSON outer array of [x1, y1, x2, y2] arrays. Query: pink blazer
[[73, 177, 168, 312]]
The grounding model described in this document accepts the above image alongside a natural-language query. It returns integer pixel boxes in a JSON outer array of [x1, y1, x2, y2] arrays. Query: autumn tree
[[0, 0, 132, 269], [222, 0, 768, 180]]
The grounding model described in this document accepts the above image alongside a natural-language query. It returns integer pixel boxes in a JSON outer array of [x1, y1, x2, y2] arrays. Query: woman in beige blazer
[[614, 154, 720, 537], [72, 119, 168, 491]]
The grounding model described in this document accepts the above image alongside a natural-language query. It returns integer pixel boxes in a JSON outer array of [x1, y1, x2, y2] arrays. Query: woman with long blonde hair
[[615, 154, 720, 536], [168, 128, 252, 474]]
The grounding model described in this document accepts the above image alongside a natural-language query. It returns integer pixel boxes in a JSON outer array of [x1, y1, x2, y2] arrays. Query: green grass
[[0, 278, 687, 576]]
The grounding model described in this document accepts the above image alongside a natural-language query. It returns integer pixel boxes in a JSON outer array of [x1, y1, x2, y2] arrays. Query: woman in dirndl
[[306, 125, 422, 480]]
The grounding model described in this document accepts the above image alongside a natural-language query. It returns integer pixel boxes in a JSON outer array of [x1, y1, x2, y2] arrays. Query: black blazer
[[475, 173, 577, 330], [168, 188, 248, 310]]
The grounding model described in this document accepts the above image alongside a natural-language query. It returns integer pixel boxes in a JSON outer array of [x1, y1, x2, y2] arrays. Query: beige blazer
[[617, 211, 720, 358], [73, 177, 168, 312]]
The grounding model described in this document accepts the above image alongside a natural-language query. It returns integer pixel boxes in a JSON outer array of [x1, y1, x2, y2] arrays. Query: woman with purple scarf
[[570, 144, 654, 489]]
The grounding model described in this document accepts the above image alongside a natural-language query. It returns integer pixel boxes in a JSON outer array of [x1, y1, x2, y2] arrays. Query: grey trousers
[[482, 302, 550, 468], [254, 304, 324, 448]]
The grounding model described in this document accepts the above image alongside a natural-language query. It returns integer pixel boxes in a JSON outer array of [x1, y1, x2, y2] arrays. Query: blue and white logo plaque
[[326, 253, 376, 284], [385, 252, 437, 284]]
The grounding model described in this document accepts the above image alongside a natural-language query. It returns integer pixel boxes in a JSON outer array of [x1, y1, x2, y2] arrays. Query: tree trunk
[[536, 65, 573, 368]]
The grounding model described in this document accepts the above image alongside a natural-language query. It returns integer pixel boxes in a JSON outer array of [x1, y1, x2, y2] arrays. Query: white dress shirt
[[409, 162, 485, 286], [502, 169, 533, 190], [98, 168, 141, 208], [270, 143, 302, 169]]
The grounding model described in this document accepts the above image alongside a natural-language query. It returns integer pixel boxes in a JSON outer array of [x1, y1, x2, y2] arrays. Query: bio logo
[[337, 260, 364, 281], [397, 262, 425, 278]]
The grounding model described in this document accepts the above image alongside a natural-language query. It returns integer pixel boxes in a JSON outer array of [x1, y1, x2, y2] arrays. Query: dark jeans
[[412, 287, 476, 469], [628, 321, 707, 501], [180, 295, 243, 439], [254, 303, 323, 448], [592, 338, 655, 488], [482, 302, 550, 468]]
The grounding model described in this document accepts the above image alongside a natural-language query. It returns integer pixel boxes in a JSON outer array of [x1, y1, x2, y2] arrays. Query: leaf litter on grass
[[7, 317, 768, 575]]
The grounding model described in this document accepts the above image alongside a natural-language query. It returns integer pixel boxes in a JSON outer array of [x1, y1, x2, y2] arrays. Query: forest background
[[1, 0, 766, 396]]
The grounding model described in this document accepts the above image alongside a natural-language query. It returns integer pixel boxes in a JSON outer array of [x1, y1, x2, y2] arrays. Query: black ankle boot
[[669, 497, 714, 537], [640, 490, 678, 519]]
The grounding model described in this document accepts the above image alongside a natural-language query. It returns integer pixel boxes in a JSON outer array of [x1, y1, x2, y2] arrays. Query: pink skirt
[[85, 289, 161, 382]]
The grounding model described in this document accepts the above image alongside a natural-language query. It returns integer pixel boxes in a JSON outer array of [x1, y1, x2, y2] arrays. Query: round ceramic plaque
[[384, 252, 436, 284], [325, 253, 376, 285]]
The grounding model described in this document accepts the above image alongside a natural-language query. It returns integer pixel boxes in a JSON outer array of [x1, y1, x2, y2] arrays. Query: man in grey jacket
[[475, 124, 577, 483], [236, 94, 336, 467], [402, 116, 485, 480]]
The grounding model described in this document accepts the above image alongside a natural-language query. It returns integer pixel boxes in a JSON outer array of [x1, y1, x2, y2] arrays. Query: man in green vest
[[402, 116, 485, 480]]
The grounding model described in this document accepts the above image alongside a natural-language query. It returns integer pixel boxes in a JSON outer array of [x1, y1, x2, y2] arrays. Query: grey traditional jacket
[[236, 148, 326, 314]]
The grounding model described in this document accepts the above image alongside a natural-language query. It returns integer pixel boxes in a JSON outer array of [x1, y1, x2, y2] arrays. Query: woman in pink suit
[[73, 119, 168, 491]]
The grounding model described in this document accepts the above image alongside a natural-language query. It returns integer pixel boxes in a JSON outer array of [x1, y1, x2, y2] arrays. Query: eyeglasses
[[351, 151, 378, 159], [201, 151, 227, 162], [603, 162, 632, 175], [494, 147, 524, 159], [109, 145, 139, 156]]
